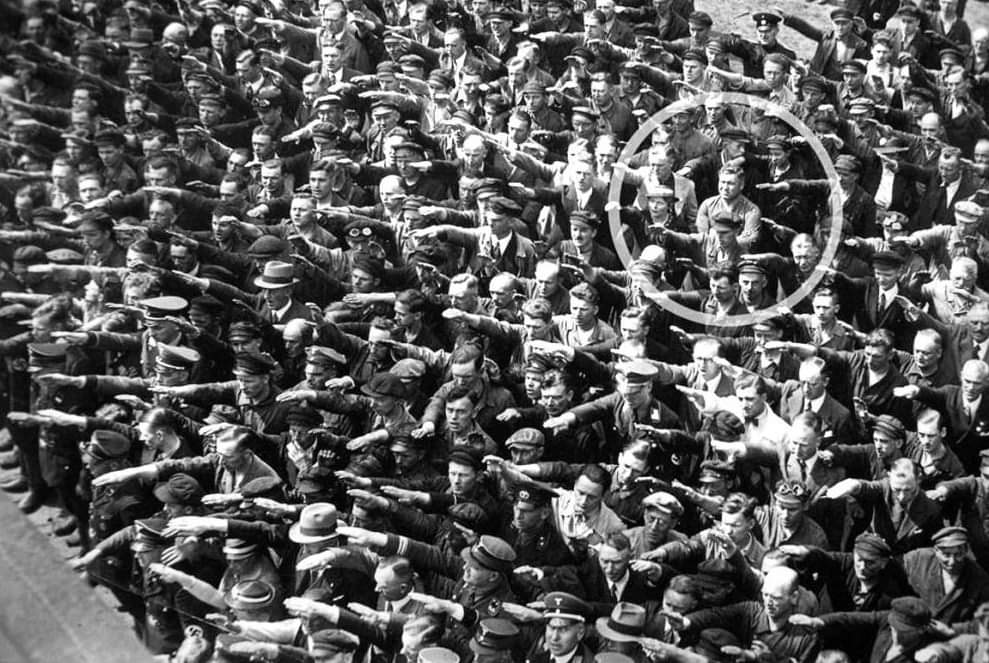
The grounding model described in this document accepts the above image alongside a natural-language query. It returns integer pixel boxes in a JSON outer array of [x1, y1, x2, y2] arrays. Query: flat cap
[[391, 358, 427, 379], [361, 372, 406, 399], [830, 7, 854, 20], [932, 526, 968, 548], [13, 245, 46, 264], [153, 473, 205, 505], [871, 250, 905, 269], [642, 491, 684, 518], [853, 532, 892, 558], [286, 405, 323, 428], [247, 235, 289, 257], [888, 597, 931, 634], [682, 48, 709, 66], [506, 428, 545, 449], [45, 248, 84, 265]]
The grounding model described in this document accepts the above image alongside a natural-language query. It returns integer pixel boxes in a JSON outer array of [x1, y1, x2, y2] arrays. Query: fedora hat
[[289, 503, 340, 544], [595, 602, 646, 642], [253, 260, 299, 289]]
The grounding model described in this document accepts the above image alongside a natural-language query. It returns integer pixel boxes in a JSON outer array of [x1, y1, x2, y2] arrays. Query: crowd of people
[[5, 0, 989, 660]]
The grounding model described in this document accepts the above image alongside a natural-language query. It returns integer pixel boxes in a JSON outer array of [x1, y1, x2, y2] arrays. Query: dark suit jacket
[[778, 382, 857, 447], [835, 273, 914, 351], [853, 479, 943, 555], [783, 15, 870, 80], [915, 384, 989, 473], [906, 165, 979, 230], [258, 299, 312, 326], [903, 548, 989, 623]]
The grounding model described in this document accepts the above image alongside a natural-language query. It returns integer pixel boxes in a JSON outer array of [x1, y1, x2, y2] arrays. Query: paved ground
[[0, 428, 122, 616]]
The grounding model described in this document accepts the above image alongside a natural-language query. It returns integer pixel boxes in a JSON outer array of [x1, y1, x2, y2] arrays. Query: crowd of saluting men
[[10, 0, 989, 660]]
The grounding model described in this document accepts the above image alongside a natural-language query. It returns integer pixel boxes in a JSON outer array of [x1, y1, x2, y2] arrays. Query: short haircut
[[396, 289, 427, 313], [602, 532, 632, 552], [791, 411, 822, 434], [579, 463, 612, 493], [522, 297, 553, 322], [722, 492, 757, 518]]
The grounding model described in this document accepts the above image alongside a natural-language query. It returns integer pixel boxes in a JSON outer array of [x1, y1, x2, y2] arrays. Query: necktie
[[385, 601, 393, 612], [609, 582, 618, 600], [797, 459, 807, 482], [491, 242, 502, 262], [891, 503, 904, 530], [878, 292, 887, 313]]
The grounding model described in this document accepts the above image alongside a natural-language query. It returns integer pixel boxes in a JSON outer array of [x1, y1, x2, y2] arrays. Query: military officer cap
[[799, 76, 829, 94], [155, 344, 201, 372], [542, 592, 591, 622], [738, 259, 767, 277], [830, 7, 854, 21], [310, 630, 360, 655], [711, 216, 742, 232], [471, 618, 519, 655], [88, 430, 131, 460], [286, 405, 323, 429], [361, 372, 406, 399], [571, 106, 600, 121], [391, 358, 427, 379], [228, 321, 263, 343], [853, 532, 892, 559], [140, 295, 188, 321], [460, 535, 517, 574], [719, 127, 751, 144], [896, 4, 923, 20], [682, 48, 709, 66], [955, 200, 985, 222], [904, 86, 936, 103], [418, 647, 459, 663], [153, 473, 205, 506], [225, 580, 278, 611], [841, 59, 867, 75], [484, 7, 515, 22], [488, 196, 522, 215], [765, 134, 792, 150], [93, 128, 126, 147], [932, 526, 969, 548], [615, 359, 658, 385], [513, 479, 557, 508], [27, 342, 68, 372], [687, 10, 713, 26], [632, 23, 659, 38], [753, 11, 782, 27], [642, 491, 684, 518], [848, 97, 876, 115], [232, 352, 278, 376], [570, 210, 600, 229], [506, 428, 545, 449]]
